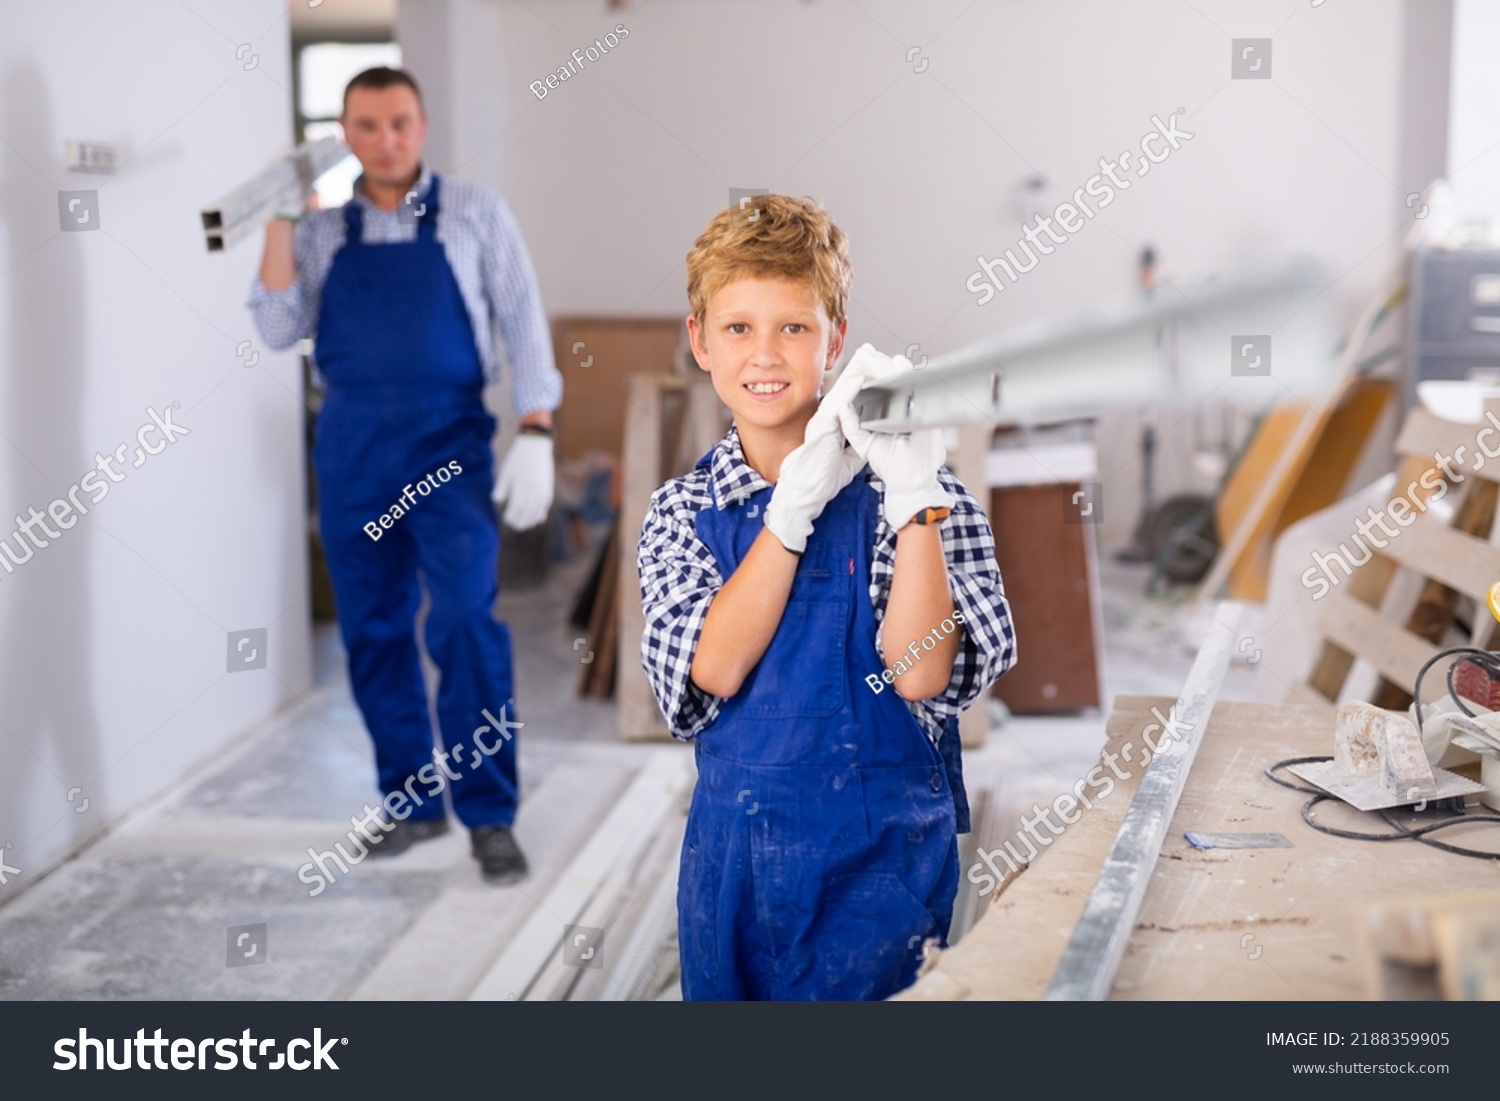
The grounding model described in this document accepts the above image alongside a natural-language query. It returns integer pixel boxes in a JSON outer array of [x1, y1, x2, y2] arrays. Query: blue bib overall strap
[[315, 176, 484, 391], [677, 458, 960, 1000], [312, 174, 521, 829]]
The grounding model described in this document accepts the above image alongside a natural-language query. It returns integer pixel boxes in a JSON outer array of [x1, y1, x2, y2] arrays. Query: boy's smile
[[687, 275, 847, 473]]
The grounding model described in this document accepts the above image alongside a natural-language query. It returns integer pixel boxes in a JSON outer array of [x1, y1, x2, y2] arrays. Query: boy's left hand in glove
[[836, 348, 955, 530]]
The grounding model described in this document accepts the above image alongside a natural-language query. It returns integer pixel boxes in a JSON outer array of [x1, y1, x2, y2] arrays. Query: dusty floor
[[0, 547, 1259, 1000]]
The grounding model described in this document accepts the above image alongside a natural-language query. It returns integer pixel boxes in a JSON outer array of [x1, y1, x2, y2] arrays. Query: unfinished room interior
[[3, 2, 1499, 1074]]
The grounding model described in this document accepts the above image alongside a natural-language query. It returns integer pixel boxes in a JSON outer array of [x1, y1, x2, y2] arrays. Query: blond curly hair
[[686, 194, 853, 340]]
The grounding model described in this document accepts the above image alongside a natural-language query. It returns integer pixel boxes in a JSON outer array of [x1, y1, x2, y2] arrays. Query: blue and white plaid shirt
[[246, 163, 561, 416], [638, 426, 1017, 743]]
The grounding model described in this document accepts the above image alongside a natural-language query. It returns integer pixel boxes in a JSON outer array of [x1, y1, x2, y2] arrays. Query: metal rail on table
[[1043, 602, 1245, 1000]]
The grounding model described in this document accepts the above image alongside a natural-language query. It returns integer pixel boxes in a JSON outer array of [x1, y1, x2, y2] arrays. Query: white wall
[[401, 0, 1442, 547], [0, 0, 312, 897], [1449, 0, 1500, 224]]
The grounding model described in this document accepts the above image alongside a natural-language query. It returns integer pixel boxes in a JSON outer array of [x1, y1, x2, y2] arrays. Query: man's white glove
[[492, 432, 555, 530], [836, 348, 955, 530], [761, 351, 884, 554]]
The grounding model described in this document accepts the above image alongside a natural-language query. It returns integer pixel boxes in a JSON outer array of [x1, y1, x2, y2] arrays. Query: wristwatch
[[908, 506, 951, 526]]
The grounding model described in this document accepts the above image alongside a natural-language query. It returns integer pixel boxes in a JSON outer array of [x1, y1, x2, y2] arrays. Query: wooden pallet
[[1292, 397, 1500, 708]]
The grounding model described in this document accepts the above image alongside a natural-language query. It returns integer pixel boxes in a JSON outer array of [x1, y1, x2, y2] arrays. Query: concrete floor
[[0, 544, 1253, 1000]]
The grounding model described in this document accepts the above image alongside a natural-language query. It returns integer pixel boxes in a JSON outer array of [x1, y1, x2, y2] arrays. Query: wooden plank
[[1369, 509, 1500, 603], [1044, 602, 1244, 1000], [1361, 893, 1500, 1000], [467, 749, 690, 1001], [1432, 903, 1500, 1000], [1319, 589, 1440, 693], [596, 845, 683, 1001], [578, 524, 619, 697], [575, 816, 686, 1001], [617, 375, 675, 740], [673, 379, 729, 477], [349, 760, 634, 1001], [616, 375, 730, 737], [1394, 405, 1500, 481], [1284, 680, 1338, 710], [948, 782, 1001, 944], [1305, 453, 1439, 701], [527, 790, 680, 1001], [586, 527, 621, 698], [1221, 376, 1396, 600]]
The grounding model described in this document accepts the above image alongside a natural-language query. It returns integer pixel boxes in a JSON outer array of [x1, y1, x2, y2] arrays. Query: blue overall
[[678, 464, 961, 1000], [312, 175, 519, 828]]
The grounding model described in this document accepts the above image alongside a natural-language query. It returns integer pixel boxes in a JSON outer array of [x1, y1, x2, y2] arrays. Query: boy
[[638, 195, 1016, 1000]]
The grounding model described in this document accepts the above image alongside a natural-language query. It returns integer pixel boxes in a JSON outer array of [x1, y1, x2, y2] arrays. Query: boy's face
[[687, 276, 847, 434]]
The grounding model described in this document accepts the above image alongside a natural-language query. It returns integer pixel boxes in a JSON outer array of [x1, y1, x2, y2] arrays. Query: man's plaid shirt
[[637, 426, 1017, 743]]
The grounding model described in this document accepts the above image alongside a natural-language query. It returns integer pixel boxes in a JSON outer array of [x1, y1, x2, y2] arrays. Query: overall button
[[930, 771, 944, 793]]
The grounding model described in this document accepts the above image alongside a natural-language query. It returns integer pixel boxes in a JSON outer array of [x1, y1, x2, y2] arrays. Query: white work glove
[[837, 347, 955, 530], [273, 190, 319, 223], [761, 353, 880, 554], [492, 432, 555, 530]]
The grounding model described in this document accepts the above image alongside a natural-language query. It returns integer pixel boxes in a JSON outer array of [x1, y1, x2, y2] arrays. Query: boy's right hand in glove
[[763, 349, 884, 554]]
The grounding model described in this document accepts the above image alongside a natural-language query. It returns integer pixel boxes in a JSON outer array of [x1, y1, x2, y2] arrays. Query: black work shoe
[[470, 826, 528, 885], [365, 816, 450, 858]]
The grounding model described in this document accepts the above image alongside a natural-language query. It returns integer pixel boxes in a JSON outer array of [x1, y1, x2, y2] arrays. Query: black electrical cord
[[1265, 757, 1500, 861], [1412, 646, 1500, 730]]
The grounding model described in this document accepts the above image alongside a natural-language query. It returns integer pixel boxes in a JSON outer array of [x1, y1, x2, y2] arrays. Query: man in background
[[248, 67, 559, 884]]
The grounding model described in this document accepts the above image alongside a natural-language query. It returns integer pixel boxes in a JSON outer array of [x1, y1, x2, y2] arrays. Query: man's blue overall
[[678, 463, 961, 1000], [312, 175, 518, 828]]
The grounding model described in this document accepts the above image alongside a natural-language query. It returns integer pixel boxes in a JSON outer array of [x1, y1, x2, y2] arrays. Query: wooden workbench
[[900, 694, 1500, 1000]]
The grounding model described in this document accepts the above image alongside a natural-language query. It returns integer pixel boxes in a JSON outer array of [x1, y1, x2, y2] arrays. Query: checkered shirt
[[637, 426, 1017, 743], [246, 163, 561, 416]]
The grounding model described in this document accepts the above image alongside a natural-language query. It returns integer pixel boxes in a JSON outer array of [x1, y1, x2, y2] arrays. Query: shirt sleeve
[[933, 469, 1017, 719], [637, 482, 724, 740], [245, 217, 322, 350], [479, 193, 561, 417], [869, 468, 1017, 731]]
